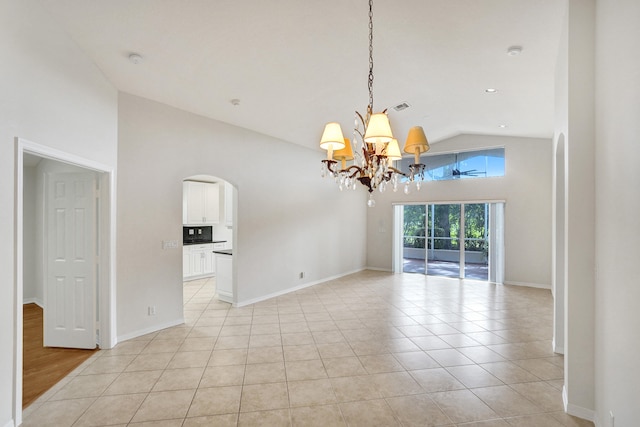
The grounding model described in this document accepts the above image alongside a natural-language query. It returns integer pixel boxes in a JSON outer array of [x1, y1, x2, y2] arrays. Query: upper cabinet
[[183, 181, 220, 225], [224, 181, 234, 228]]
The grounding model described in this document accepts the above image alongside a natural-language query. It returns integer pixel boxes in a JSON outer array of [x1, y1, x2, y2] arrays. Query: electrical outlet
[[299, 272, 305, 279], [148, 306, 156, 316]]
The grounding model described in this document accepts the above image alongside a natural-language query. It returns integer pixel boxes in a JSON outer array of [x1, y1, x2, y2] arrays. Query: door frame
[[14, 138, 116, 425]]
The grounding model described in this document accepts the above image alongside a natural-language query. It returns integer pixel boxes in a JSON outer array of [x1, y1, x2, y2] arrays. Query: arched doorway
[[181, 174, 236, 309]]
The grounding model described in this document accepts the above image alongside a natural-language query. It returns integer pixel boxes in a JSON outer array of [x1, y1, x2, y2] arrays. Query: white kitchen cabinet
[[183, 181, 219, 225], [224, 181, 234, 228], [215, 253, 233, 302], [183, 243, 215, 280]]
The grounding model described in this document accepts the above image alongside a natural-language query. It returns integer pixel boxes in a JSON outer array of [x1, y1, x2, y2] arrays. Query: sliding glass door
[[401, 202, 499, 281], [463, 203, 489, 280], [427, 204, 461, 278]]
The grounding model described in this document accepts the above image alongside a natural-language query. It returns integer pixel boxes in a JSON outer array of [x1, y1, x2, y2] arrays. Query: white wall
[[594, 0, 640, 425], [0, 0, 118, 424], [552, 3, 569, 357], [556, 0, 596, 417], [117, 93, 368, 340], [23, 165, 39, 305], [366, 134, 552, 288]]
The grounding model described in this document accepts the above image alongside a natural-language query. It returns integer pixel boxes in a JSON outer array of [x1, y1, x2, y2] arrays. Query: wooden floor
[[23, 303, 98, 408]]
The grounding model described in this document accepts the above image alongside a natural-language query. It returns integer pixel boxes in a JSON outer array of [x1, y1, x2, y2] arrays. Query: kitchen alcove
[[181, 174, 236, 305]]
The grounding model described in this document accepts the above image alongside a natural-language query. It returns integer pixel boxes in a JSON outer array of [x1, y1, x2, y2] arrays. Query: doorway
[[395, 202, 504, 283], [15, 138, 115, 424], [181, 174, 236, 308]]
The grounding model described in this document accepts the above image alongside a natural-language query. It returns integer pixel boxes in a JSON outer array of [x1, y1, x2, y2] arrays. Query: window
[[398, 147, 505, 182]]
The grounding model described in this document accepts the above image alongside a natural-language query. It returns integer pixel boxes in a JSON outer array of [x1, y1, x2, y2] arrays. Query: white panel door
[[44, 172, 97, 349]]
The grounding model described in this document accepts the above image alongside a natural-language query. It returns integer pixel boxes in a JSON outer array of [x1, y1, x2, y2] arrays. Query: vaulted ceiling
[[39, 0, 565, 150]]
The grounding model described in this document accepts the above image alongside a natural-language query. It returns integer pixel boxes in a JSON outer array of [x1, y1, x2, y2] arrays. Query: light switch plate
[[162, 240, 179, 249]]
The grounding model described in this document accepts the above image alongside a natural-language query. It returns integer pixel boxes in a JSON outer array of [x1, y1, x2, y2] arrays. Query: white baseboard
[[563, 385, 597, 423], [23, 298, 43, 308], [235, 267, 366, 307], [3, 419, 15, 427], [503, 280, 551, 290], [552, 338, 565, 354], [364, 266, 392, 272], [116, 318, 184, 343], [183, 273, 214, 282], [567, 403, 596, 422]]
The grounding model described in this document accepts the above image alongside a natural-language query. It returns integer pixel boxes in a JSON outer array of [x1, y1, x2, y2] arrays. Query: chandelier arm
[[321, 159, 339, 174], [355, 111, 367, 130], [387, 166, 408, 177], [342, 165, 363, 179]]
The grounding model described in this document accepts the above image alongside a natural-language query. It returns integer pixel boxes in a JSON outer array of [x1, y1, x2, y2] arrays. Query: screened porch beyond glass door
[[402, 203, 489, 281]]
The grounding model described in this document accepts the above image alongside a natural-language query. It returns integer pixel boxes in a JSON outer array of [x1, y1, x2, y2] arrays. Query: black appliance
[[183, 226, 213, 245]]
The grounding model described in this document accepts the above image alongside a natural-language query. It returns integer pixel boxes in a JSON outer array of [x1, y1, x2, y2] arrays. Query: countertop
[[183, 240, 227, 246], [213, 249, 232, 256]]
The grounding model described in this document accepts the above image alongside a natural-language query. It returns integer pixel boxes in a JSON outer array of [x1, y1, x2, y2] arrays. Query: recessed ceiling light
[[499, 124, 508, 128], [485, 88, 498, 94], [128, 53, 143, 64], [507, 46, 523, 56], [230, 99, 241, 106]]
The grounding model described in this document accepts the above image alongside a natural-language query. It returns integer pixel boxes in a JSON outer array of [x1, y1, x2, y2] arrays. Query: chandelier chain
[[368, 0, 374, 114]]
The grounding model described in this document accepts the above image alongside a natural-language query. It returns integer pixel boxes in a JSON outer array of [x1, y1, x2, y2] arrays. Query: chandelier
[[319, 0, 430, 207]]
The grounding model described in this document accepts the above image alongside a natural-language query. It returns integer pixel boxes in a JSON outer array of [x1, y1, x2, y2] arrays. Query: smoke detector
[[128, 53, 143, 64], [507, 46, 523, 56]]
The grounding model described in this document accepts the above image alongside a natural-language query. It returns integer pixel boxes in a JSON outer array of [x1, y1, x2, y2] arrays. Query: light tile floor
[[22, 270, 595, 426]]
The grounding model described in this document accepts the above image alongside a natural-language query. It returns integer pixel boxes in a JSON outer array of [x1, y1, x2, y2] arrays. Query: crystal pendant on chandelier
[[367, 194, 376, 207], [318, 0, 430, 206]]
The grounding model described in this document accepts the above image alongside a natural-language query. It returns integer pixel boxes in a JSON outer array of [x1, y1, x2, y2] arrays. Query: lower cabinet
[[215, 253, 233, 303], [183, 244, 215, 280]]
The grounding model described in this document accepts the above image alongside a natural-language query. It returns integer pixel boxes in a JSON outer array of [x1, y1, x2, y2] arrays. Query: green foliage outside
[[403, 204, 487, 254]]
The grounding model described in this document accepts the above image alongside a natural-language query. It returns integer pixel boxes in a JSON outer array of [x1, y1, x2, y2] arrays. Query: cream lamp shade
[[386, 138, 402, 160], [403, 126, 430, 163], [320, 122, 346, 151], [385, 138, 402, 166], [364, 113, 393, 145], [333, 138, 354, 169]]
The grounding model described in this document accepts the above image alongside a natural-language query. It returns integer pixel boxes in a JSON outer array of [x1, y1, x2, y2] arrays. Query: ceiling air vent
[[393, 102, 410, 112]]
